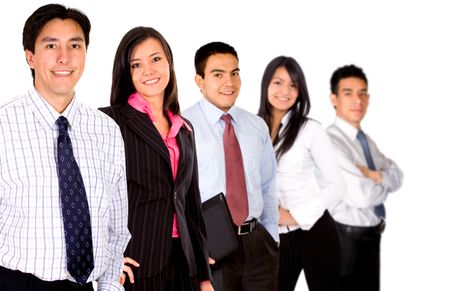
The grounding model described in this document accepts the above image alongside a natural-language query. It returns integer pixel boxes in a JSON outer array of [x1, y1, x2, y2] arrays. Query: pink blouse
[[128, 93, 192, 237]]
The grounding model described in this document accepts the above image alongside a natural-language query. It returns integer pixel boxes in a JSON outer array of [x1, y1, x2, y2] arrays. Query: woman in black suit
[[99, 26, 213, 291]]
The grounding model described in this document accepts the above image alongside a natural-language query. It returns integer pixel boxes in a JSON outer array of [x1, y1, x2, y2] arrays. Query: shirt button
[[174, 192, 177, 199]]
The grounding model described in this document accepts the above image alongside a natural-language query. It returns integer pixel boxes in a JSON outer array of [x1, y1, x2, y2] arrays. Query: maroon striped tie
[[221, 114, 249, 226]]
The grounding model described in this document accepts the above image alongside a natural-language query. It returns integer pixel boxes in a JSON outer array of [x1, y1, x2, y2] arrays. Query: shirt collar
[[279, 110, 293, 133], [334, 116, 360, 141], [128, 92, 192, 136], [28, 86, 78, 130], [199, 98, 239, 125]]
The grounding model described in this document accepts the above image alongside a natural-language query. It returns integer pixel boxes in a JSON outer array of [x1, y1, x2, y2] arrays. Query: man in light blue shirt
[[183, 42, 279, 291]]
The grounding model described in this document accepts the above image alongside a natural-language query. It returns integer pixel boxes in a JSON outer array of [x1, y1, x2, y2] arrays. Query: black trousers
[[212, 223, 279, 291], [124, 238, 200, 291], [0, 265, 94, 291], [278, 210, 341, 291], [336, 221, 383, 291]]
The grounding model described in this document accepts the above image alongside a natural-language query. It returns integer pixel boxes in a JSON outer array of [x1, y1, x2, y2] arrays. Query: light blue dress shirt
[[183, 99, 279, 241]]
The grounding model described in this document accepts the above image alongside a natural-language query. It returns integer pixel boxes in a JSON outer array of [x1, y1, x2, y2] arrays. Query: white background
[[1, 0, 449, 290]]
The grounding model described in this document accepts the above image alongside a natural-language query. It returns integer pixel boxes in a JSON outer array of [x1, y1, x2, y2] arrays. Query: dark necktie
[[356, 130, 386, 218], [221, 114, 249, 226], [56, 116, 94, 284]]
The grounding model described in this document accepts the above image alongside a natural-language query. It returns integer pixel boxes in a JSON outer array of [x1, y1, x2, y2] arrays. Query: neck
[[142, 94, 165, 115], [271, 110, 285, 142], [44, 94, 73, 114]]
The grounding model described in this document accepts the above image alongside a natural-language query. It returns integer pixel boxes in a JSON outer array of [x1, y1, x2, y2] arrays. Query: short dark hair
[[257, 56, 311, 160], [194, 41, 238, 78], [330, 64, 368, 94], [110, 26, 180, 114], [22, 4, 91, 80]]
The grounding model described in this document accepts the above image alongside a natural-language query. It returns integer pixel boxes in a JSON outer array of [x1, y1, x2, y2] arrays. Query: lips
[[144, 78, 159, 85], [52, 70, 72, 76]]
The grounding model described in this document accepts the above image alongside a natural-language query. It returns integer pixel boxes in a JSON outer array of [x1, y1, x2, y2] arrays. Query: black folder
[[201, 193, 239, 261]]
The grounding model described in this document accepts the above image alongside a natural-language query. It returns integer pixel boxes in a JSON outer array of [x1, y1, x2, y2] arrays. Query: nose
[[281, 84, 290, 96], [143, 62, 155, 76], [223, 73, 233, 85], [349, 92, 361, 104], [57, 47, 69, 65]]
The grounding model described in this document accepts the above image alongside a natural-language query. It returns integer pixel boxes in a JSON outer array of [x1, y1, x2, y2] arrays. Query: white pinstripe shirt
[[0, 87, 130, 291]]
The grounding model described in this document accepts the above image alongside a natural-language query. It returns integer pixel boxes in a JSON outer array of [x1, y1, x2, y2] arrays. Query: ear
[[195, 74, 204, 91], [25, 50, 35, 69], [330, 93, 338, 107]]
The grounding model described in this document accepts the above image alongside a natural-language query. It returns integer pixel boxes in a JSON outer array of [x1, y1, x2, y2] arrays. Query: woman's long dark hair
[[257, 56, 311, 160], [110, 26, 179, 114]]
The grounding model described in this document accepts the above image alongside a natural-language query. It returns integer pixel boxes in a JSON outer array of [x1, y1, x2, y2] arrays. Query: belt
[[336, 220, 386, 236], [236, 218, 258, 236]]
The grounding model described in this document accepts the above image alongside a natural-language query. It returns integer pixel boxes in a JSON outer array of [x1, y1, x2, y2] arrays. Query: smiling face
[[330, 77, 369, 129], [130, 37, 170, 106], [195, 53, 241, 112], [267, 66, 298, 117], [25, 18, 86, 108]]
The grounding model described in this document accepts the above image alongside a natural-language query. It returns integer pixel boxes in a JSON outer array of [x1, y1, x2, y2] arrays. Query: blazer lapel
[[121, 104, 170, 165], [175, 121, 194, 185]]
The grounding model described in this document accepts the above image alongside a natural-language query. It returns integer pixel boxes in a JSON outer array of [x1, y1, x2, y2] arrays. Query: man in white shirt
[[0, 4, 130, 291], [326, 64, 403, 291]]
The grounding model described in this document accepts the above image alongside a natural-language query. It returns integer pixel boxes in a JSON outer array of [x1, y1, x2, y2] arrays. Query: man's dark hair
[[330, 64, 368, 94], [22, 4, 91, 80], [194, 41, 238, 78]]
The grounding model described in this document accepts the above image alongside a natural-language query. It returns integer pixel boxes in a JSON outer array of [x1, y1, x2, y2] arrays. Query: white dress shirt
[[326, 117, 403, 227], [183, 98, 279, 241], [276, 116, 345, 233], [0, 87, 131, 291]]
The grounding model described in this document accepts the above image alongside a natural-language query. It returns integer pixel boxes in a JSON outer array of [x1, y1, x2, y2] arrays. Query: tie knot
[[356, 130, 366, 142], [221, 114, 232, 125], [56, 116, 69, 133]]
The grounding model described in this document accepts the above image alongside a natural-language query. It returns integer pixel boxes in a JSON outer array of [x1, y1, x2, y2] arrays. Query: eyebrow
[[41, 36, 85, 42], [210, 68, 240, 74], [130, 52, 161, 63]]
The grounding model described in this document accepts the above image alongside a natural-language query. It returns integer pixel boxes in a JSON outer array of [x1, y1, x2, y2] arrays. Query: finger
[[123, 257, 140, 267], [208, 257, 215, 265], [123, 265, 135, 283], [119, 273, 126, 285]]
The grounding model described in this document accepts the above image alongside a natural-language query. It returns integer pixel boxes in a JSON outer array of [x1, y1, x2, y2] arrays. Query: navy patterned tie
[[56, 116, 94, 284], [356, 130, 386, 218]]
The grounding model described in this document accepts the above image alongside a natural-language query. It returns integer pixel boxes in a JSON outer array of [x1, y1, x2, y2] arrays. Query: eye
[[358, 91, 368, 98], [152, 56, 162, 63], [46, 44, 57, 49], [232, 71, 240, 77], [70, 43, 81, 49], [214, 73, 222, 78], [131, 63, 141, 69]]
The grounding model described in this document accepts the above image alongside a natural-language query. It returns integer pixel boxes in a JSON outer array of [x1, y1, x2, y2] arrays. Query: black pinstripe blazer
[[99, 104, 211, 281]]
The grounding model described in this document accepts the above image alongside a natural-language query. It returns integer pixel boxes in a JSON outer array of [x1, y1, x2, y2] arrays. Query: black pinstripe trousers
[[278, 210, 341, 291], [124, 239, 200, 291]]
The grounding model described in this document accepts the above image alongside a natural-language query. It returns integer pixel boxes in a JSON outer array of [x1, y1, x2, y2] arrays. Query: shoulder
[[77, 103, 122, 133], [235, 107, 268, 130], [0, 93, 28, 118], [98, 104, 122, 118], [182, 102, 201, 120], [301, 118, 323, 133]]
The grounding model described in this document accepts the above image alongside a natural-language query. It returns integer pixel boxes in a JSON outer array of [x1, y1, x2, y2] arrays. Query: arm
[[97, 126, 131, 291], [184, 126, 213, 283], [309, 124, 346, 210], [328, 130, 399, 208], [371, 142, 403, 192], [258, 126, 279, 242]]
